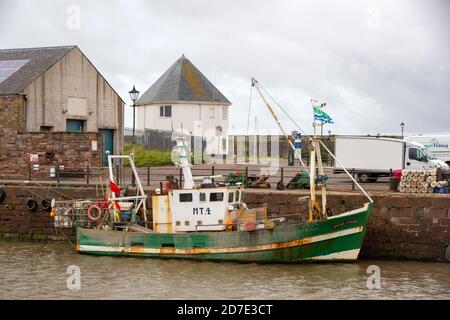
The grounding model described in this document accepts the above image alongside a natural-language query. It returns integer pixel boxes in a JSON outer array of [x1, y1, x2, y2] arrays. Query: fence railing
[[1, 163, 392, 192]]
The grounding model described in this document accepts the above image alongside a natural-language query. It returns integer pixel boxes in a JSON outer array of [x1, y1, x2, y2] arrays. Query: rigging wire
[[258, 82, 307, 135], [246, 84, 253, 135]]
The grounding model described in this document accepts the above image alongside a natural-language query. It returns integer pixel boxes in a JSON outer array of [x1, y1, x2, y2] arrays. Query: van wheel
[[358, 173, 370, 183]]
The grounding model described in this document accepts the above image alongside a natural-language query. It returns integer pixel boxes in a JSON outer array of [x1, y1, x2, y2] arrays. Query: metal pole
[[147, 167, 150, 187], [352, 169, 355, 191], [280, 167, 284, 185], [86, 164, 90, 185], [132, 102, 136, 187], [212, 166, 215, 184], [133, 102, 136, 154]]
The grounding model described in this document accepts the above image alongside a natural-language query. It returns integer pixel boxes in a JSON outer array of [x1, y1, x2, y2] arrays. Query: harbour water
[[0, 242, 449, 300]]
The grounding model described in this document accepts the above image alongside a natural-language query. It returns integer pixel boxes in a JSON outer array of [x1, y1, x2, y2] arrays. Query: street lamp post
[[400, 122, 405, 139], [129, 85, 139, 186]]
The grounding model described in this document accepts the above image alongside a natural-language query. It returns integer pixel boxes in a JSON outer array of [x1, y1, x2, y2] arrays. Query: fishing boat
[[52, 78, 374, 263]]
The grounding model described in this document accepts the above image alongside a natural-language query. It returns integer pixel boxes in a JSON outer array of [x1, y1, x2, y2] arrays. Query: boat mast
[[251, 77, 374, 206], [252, 78, 325, 221]]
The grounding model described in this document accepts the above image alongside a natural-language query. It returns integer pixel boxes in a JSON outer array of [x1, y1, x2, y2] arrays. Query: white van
[[333, 136, 449, 182], [405, 135, 450, 166]]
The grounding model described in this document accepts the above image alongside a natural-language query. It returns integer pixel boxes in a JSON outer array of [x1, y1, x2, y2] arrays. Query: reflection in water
[[0, 242, 449, 299]]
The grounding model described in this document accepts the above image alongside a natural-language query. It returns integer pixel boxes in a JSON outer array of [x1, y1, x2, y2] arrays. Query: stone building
[[0, 46, 124, 177], [136, 55, 231, 155]]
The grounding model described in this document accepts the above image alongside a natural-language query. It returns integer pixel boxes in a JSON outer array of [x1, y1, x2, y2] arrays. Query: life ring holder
[[26, 198, 38, 212], [88, 205, 102, 222]]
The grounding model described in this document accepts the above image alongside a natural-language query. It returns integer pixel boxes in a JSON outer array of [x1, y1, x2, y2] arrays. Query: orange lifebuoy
[[88, 205, 101, 221]]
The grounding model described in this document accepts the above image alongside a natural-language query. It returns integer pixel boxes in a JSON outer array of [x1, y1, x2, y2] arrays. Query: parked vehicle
[[333, 136, 449, 183], [405, 135, 450, 166]]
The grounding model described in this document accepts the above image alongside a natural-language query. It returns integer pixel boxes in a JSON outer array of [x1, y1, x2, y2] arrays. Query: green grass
[[124, 144, 173, 167]]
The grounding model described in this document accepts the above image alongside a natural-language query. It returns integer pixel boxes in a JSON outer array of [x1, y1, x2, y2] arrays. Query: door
[[406, 147, 428, 169], [100, 129, 114, 166], [66, 119, 84, 132]]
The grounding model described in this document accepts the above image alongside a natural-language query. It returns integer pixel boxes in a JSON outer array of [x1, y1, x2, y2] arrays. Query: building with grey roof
[[136, 55, 231, 155], [0, 45, 124, 173]]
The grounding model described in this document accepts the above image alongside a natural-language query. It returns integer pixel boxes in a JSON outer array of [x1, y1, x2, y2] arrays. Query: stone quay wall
[[0, 184, 449, 262]]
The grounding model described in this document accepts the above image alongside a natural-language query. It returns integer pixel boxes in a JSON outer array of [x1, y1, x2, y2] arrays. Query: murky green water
[[0, 241, 448, 300]]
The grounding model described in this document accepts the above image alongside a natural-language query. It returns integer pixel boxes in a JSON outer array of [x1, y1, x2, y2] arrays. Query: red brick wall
[[0, 95, 103, 178]]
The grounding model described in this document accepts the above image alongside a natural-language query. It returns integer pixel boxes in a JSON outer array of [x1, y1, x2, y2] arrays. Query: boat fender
[[41, 199, 52, 211], [0, 187, 5, 203], [26, 198, 38, 212], [88, 205, 102, 221], [226, 217, 234, 231]]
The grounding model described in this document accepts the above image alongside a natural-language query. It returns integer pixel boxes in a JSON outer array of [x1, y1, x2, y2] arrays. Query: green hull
[[77, 203, 373, 263]]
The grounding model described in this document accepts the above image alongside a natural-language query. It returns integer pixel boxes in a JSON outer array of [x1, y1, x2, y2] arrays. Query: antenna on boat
[[172, 133, 195, 189]]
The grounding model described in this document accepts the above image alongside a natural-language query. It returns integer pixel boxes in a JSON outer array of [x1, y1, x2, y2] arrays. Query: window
[[228, 192, 234, 203], [235, 190, 240, 202], [209, 107, 215, 118], [40, 126, 53, 132], [66, 119, 84, 132], [218, 219, 223, 225], [222, 106, 228, 120], [179, 193, 193, 202], [185, 221, 190, 226], [199, 192, 206, 202], [197, 220, 203, 225], [409, 148, 426, 162], [210, 192, 224, 202], [176, 221, 181, 226], [160, 105, 172, 118]]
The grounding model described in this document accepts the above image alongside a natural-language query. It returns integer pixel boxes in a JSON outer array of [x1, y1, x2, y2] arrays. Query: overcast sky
[[0, 0, 448, 136]]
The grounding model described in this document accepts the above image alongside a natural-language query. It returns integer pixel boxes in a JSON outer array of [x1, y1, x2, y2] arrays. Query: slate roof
[[0, 46, 75, 95], [137, 55, 231, 105]]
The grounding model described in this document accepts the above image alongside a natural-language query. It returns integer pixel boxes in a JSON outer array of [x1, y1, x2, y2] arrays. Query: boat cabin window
[[235, 190, 240, 202], [210, 192, 224, 202], [228, 192, 234, 203], [179, 193, 193, 202], [199, 192, 206, 202]]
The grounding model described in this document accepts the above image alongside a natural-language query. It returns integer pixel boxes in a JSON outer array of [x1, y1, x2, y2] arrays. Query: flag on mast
[[313, 107, 334, 124]]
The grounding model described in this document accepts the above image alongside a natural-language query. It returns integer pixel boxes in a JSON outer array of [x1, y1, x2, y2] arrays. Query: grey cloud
[[0, 0, 448, 136]]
